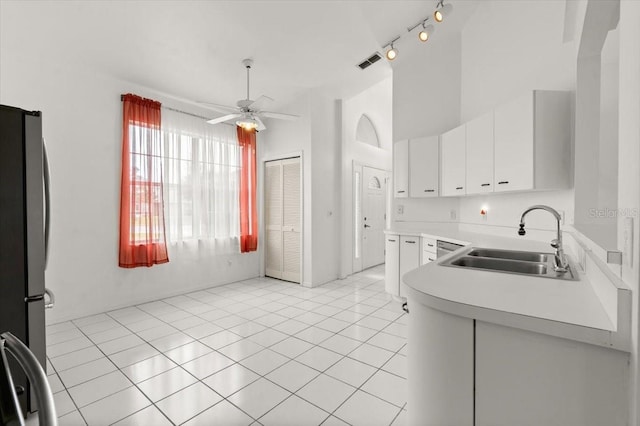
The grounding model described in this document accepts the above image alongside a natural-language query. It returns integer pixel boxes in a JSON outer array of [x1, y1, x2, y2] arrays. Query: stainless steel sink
[[467, 248, 548, 263], [450, 256, 548, 275], [440, 247, 577, 281]]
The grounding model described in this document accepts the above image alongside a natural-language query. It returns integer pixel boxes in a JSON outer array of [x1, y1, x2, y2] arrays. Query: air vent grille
[[357, 52, 383, 70]]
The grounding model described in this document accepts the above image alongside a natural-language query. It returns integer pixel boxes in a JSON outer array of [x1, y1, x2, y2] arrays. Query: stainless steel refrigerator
[[0, 104, 52, 415]]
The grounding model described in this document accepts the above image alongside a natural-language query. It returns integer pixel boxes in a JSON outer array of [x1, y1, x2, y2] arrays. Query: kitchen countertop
[[391, 225, 627, 349]]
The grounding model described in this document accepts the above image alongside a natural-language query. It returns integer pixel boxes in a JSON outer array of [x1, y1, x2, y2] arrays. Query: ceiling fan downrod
[[242, 58, 253, 101]]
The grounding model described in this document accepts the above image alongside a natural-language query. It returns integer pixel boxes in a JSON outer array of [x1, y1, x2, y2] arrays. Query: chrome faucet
[[518, 205, 569, 273]]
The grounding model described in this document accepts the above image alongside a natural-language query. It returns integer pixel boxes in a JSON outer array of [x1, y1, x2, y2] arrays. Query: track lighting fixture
[[418, 23, 435, 42], [378, 3, 452, 62], [434, 0, 453, 23], [386, 44, 398, 60], [383, 36, 401, 61]]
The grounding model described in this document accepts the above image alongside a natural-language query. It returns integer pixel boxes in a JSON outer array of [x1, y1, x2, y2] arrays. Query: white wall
[[392, 33, 462, 141], [0, 50, 260, 324], [259, 95, 313, 286], [260, 90, 342, 287], [310, 94, 341, 285], [459, 190, 575, 232], [460, 0, 577, 121], [617, 1, 640, 422], [340, 77, 393, 277]]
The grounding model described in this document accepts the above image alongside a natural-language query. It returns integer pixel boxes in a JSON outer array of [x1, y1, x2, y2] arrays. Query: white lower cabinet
[[475, 322, 629, 426], [421, 236, 437, 265], [384, 236, 400, 296], [407, 301, 630, 426], [399, 236, 420, 297], [407, 300, 474, 426], [385, 234, 420, 298]]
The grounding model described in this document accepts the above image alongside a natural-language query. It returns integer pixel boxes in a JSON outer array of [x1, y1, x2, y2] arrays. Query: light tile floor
[[45, 265, 408, 426]]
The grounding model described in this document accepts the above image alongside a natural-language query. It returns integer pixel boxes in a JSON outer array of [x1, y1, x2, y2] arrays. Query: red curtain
[[119, 94, 169, 268], [237, 126, 258, 253]]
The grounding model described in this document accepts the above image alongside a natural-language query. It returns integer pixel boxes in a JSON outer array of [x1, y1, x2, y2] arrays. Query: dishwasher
[[436, 240, 464, 258]]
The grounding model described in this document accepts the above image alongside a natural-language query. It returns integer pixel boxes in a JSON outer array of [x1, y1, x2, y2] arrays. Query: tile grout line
[[48, 267, 404, 425]]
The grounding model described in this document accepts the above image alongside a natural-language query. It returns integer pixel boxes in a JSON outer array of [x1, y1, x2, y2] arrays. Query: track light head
[[386, 44, 398, 60], [434, 2, 453, 23], [418, 23, 434, 42]]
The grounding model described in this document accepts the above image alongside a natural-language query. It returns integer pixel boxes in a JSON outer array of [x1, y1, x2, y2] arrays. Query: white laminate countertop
[[393, 226, 621, 348]]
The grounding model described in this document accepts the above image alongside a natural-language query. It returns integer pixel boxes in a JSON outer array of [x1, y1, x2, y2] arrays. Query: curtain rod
[[120, 94, 233, 125]]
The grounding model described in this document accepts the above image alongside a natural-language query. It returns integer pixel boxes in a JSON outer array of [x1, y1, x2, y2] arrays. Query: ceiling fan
[[202, 59, 299, 131]]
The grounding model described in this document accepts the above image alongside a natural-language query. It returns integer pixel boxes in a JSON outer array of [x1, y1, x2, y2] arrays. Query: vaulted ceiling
[[1, 1, 477, 110]]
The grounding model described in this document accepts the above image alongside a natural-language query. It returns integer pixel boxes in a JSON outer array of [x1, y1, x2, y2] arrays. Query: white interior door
[[362, 166, 386, 270], [265, 157, 301, 283]]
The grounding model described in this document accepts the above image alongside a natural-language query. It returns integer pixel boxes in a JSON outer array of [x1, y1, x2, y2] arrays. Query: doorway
[[353, 164, 387, 273], [264, 157, 301, 283]]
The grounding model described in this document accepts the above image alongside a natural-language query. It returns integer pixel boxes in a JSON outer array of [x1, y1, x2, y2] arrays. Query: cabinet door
[[399, 236, 420, 297], [466, 111, 494, 194], [475, 322, 629, 426], [494, 93, 534, 192], [384, 236, 400, 296], [393, 140, 409, 198], [441, 124, 466, 196], [409, 136, 439, 197]]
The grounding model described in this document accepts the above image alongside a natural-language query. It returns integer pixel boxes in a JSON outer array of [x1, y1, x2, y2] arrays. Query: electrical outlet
[[624, 217, 634, 267], [397, 204, 404, 215], [450, 209, 457, 220]]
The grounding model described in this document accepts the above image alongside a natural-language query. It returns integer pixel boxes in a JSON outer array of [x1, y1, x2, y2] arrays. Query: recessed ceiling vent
[[357, 52, 383, 70]]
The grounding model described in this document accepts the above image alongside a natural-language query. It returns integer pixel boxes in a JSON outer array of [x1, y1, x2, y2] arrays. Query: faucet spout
[[518, 205, 569, 273]]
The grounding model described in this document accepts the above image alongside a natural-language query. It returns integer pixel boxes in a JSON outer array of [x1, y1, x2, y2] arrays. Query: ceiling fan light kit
[[380, 1, 452, 61], [202, 58, 299, 132]]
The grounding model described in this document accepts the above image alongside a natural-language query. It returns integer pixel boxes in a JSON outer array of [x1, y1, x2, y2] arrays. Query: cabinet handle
[[428, 257, 435, 261], [481, 183, 491, 187], [397, 190, 406, 193], [456, 186, 463, 190], [388, 239, 396, 242], [405, 240, 416, 244], [498, 181, 509, 185], [427, 243, 434, 247], [424, 189, 435, 193]]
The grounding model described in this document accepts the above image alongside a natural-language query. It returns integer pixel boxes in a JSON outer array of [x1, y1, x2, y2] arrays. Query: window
[[161, 109, 241, 249]]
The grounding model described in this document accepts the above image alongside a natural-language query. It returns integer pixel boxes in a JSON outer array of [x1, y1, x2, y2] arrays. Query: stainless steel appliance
[[436, 240, 464, 258], [0, 104, 53, 416]]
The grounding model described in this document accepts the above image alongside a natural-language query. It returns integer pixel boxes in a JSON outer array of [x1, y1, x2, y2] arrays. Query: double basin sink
[[440, 247, 577, 281]]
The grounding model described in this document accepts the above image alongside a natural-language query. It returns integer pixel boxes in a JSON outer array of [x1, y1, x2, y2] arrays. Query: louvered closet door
[[265, 161, 283, 279], [264, 157, 301, 283], [281, 158, 301, 282]]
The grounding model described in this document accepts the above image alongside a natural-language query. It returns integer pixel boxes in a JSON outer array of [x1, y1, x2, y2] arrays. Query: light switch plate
[[450, 209, 457, 220], [624, 217, 634, 267]]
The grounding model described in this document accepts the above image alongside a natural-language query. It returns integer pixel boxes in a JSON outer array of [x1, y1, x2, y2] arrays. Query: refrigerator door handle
[[44, 288, 55, 310], [43, 137, 51, 269], [1, 333, 58, 426]]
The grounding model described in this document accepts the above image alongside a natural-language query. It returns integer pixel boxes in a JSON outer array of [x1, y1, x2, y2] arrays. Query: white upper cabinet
[[409, 136, 439, 197], [465, 111, 494, 195], [393, 140, 409, 198], [441, 124, 467, 196], [494, 90, 571, 192]]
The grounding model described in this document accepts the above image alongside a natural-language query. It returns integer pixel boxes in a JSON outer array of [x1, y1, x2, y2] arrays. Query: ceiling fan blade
[[254, 116, 266, 131], [260, 111, 300, 121], [207, 113, 241, 125], [198, 102, 240, 114], [247, 95, 274, 111]]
